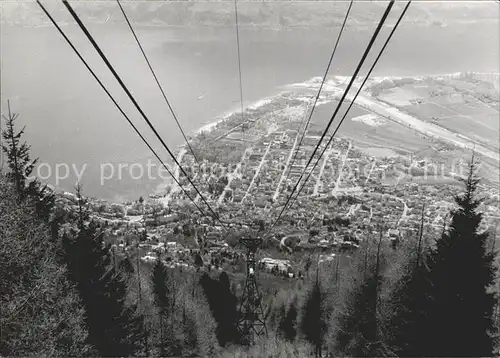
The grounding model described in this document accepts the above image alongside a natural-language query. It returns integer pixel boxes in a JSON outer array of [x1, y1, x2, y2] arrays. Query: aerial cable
[[234, 0, 246, 135], [35, 0, 208, 219], [267, 0, 395, 236], [116, 0, 200, 165], [61, 0, 227, 231], [265, 0, 395, 237], [287, 1, 412, 213], [283, 0, 354, 187], [272, 1, 411, 233]]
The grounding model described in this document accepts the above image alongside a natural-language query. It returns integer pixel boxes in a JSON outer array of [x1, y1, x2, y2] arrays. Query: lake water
[[1, 19, 498, 201]]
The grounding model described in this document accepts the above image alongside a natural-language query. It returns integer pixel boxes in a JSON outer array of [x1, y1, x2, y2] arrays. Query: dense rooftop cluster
[[55, 74, 499, 278]]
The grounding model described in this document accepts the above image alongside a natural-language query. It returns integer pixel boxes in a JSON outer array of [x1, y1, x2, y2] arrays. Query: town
[[53, 73, 500, 280]]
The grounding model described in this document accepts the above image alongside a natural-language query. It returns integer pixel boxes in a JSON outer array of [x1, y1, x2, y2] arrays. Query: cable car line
[[59, 0, 228, 231], [234, 0, 246, 133], [283, 0, 354, 187], [264, 0, 395, 238], [116, 0, 200, 165], [286, 1, 412, 215], [35, 0, 208, 220]]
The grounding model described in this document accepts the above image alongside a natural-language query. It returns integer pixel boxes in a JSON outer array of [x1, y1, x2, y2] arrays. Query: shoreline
[[154, 70, 499, 199], [5, 17, 497, 30], [190, 94, 285, 140], [179, 70, 500, 151]]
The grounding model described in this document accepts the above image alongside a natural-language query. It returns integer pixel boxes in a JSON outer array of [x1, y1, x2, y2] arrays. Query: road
[[314, 143, 334, 196], [332, 141, 352, 196], [217, 148, 251, 206], [346, 203, 361, 218], [280, 236, 293, 254], [273, 132, 299, 202], [242, 141, 273, 203], [392, 195, 409, 226]]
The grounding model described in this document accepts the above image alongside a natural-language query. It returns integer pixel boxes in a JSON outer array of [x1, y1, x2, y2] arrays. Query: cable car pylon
[[237, 235, 268, 345]]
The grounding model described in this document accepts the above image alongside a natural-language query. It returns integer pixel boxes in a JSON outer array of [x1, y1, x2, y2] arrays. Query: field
[[374, 75, 500, 152], [309, 99, 438, 158]]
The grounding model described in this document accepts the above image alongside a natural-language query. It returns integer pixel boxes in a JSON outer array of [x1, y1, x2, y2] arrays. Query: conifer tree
[[119, 254, 135, 276], [62, 187, 145, 357], [1, 101, 35, 194], [182, 308, 199, 356], [74, 182, 89, 230], [200, 272, 240, 346], [278, 298, 298, 342], [0, 176, 92, 356], [27, 177, 55, 222], [424, 158, 497, 356], [219, 272, 241, 345], [1, 101, 54, 219], [151, 255, 176, 356], [179, 276, 219, 356], [335, 231, 385, 357], [63, 228, 145, 357], [300, 267, 327, 357], [194, 252, 204, 271], [275, 303, 287, 332], [387, 204, 432, 356]]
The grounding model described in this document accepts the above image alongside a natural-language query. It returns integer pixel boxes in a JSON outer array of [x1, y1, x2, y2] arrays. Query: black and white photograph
[[1, 0, 499, 356]]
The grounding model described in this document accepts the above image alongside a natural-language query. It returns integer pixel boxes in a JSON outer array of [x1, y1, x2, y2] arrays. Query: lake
[[1, 18, 498, 201]]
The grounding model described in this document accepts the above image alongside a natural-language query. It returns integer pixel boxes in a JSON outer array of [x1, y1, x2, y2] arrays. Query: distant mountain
[[1, 1, 498, 28]]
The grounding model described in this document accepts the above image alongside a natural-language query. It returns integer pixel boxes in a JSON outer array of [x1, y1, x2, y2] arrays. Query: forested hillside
[[1, 1, 498, 28], [1, 105, 499, 357]]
